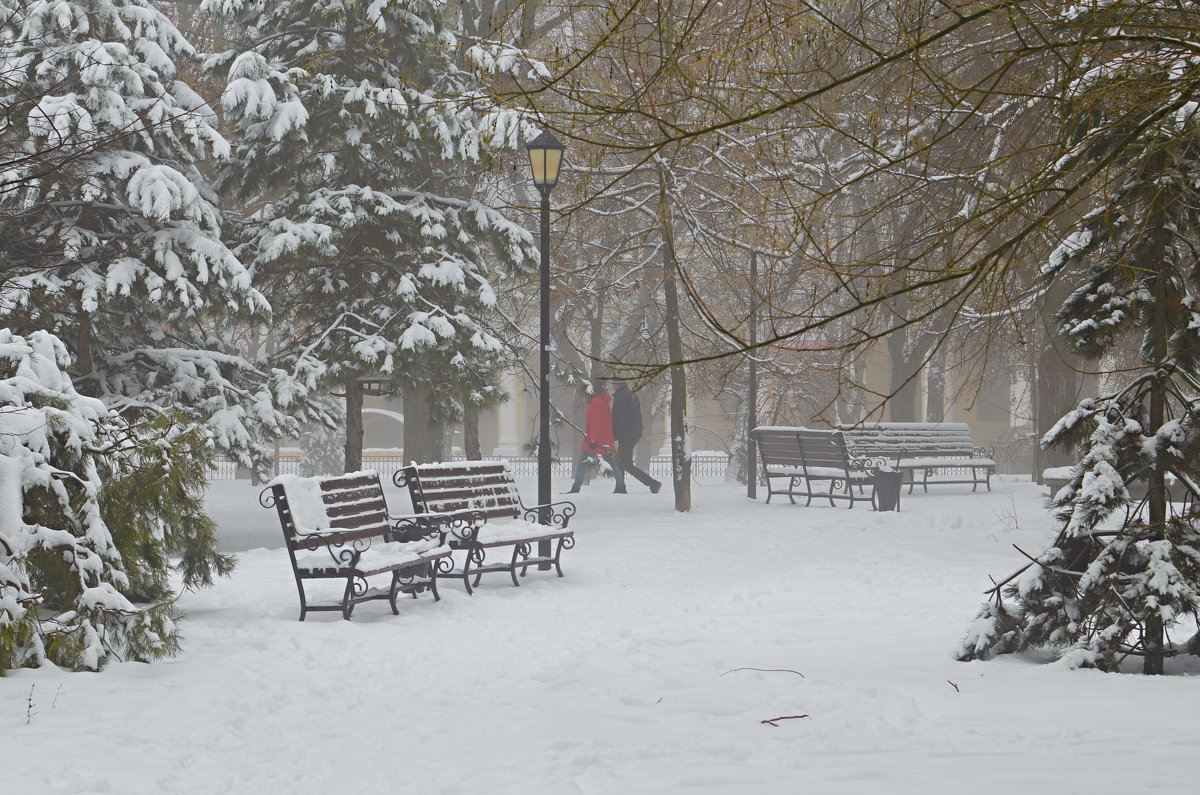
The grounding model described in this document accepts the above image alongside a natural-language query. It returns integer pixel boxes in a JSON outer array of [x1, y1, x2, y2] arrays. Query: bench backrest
[[265, 471, 390, 548], [795, 429, 852, 470], [839, 422, 975, 457], [752, 427, 851, 471], [396, 461, 522, 521], [751, 427, 806, 468]]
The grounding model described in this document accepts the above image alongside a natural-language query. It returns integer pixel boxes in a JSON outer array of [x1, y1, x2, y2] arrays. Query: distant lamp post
[[526, 130, 564, 570]]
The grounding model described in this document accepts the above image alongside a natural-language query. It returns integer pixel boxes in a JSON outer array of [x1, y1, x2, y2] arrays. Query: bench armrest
[[521, 499, 577, 529], [848, 455, 890, 472], [291, 531, 370, 569], [390, 512, 454, 544], [393, 509, 486, 545], [972, 445, 996, 459]]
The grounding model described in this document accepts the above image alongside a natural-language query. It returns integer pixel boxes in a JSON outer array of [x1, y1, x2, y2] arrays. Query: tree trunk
[[658, 165, 690, 512], [344, 372, 364, 473], [590, 299, 604, 374], [463, 402, 481, 460], [888, 340, 921, 422], [1143, 166, 1172, 675], [729, 391, 748, 484], [1029, 351, 1042, 484], [836, 357, 865, 426], [663, 245, 691, 512], [925, 348, 946, 422], [1036, 339, 1087, 473], [885, 292, 925, 422], [75, 306, 98, 397], [402, 382, 446, 463]]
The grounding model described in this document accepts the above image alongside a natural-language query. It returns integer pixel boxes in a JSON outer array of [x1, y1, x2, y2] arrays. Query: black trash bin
[[874, 467, 902, 512]]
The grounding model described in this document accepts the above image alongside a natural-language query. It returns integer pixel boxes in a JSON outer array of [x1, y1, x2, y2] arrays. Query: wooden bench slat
[[415, 468, 509, 483], [416, 485, 516, 500], [320, 484, 384, 503], [427, 505, 519, 520], [422, 494, 520, 506], [318, 474, 379, 492], [324, 498, 388, 518], [327, 512, 390, 532]]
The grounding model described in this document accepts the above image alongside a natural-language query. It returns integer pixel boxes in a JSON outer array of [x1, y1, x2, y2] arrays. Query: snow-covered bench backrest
[[396, 461, 522, 521], [839, 422, 979, 458], [264, 470, 390, 543]]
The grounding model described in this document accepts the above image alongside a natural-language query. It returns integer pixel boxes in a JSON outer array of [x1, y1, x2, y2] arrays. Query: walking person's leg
[[566, 452, 590, 493], [618, 439, 662, 492], [604, 452, 627, 493]]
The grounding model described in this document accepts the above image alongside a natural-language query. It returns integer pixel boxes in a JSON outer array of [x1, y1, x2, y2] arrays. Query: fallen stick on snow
[[721, 667, 805, 678], [760, 715, 809, 727]]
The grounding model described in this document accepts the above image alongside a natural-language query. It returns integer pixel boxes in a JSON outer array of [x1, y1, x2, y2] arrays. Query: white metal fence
[[213, 453, 732, 482]]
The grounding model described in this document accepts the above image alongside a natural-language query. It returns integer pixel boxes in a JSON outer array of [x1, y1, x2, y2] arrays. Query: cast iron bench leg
[[553, 536, 570, 577], [297, 584, 309, 622], [510, 544, 524, 586], [472, 549, 487, 589], [461, 549, 476, 596], [389, 570, 401, 615], [341, 577, 356, 621], [429, 563, 441, 602]]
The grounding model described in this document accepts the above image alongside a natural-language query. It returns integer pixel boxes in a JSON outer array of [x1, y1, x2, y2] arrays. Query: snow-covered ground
[[5, 475, 1198, 794]]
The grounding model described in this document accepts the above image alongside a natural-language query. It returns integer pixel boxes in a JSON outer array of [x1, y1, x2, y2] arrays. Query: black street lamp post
[[526, 131, 564, 570]]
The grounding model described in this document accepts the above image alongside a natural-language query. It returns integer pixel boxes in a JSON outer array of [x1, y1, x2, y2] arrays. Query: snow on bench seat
[[295, 538, 452, 575], [767, 464, 875, 481], [897, 456, 997, 469]]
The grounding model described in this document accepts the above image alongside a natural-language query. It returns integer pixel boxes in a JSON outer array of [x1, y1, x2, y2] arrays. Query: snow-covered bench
[[749, 427, 886, 509], [394, 461, 576, 594], [839, 422, 996, 493], [260, 470, 453, 620], [1042, 466, 1073, 498]]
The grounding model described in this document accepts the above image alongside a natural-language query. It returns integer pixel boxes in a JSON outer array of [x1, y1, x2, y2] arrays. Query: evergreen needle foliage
[[0, 331, 182, 673], [960, 0, 1200, 673], [203, 0, 537, 465]]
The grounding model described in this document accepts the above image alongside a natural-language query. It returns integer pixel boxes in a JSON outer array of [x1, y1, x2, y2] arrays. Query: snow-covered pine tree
[[959, 0, 1200, 674], [0, 0, 332, 592], [204, 0, 537, 470], [0, 330, 181, 672]]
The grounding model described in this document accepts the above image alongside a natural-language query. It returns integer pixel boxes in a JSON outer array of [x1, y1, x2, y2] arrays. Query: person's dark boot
[[650, 481, 662, 494], [613, 486, 628, 494]]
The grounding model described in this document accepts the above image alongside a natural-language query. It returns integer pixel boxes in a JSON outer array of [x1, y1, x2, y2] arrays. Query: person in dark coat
[[611, 382, 662, 494], [565, 380, 627, 493]]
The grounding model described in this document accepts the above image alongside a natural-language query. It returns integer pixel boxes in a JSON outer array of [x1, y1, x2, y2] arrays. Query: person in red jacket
[[565, 380, 627, 493]]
